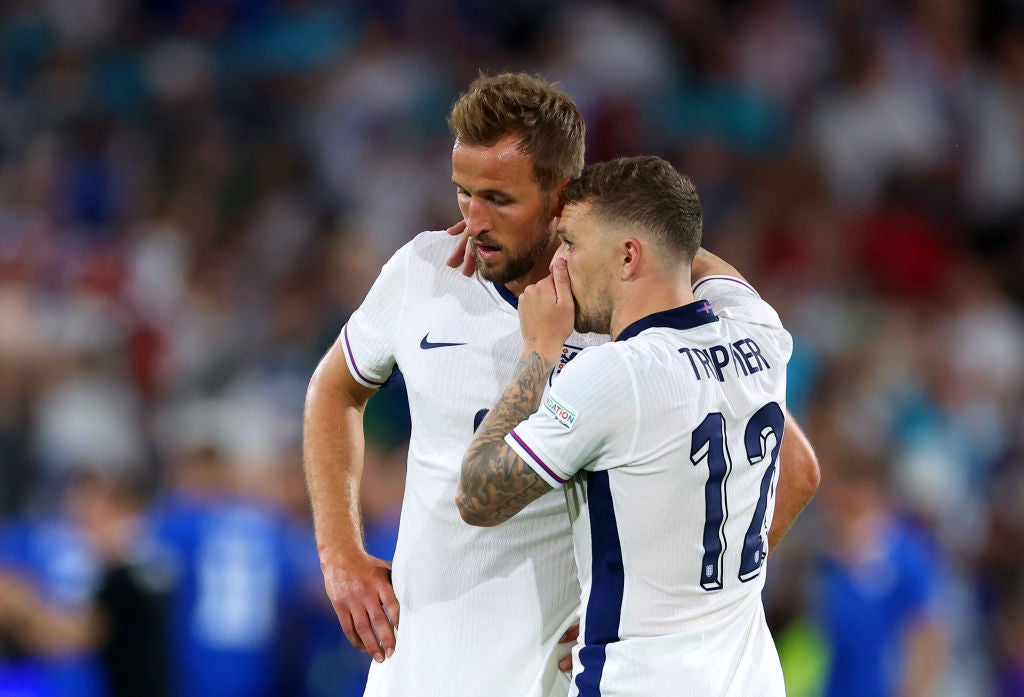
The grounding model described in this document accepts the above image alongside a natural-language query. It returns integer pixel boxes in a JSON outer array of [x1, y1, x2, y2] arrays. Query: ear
[[549, 177, 572, 216], [621, 238, 643, 280]]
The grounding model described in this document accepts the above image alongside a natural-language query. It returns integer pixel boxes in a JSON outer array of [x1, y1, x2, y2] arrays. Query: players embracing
[[304, 72, 818, 697]]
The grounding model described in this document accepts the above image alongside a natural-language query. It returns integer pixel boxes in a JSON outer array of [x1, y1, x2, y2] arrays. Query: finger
[[558, 623, 580, 643], [558, 652, 573, 673], [446, 220, 467, 236], [446, 230, 469, 268], [352, 608, 386, 663], [550, 257, 571, 302], [368, 600, 397, 660], [337, 612, 369, 653], [460, 240, 477, 277], [381, 588, 400, 630]]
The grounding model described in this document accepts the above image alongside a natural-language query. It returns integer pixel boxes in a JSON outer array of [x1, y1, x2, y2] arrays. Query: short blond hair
[[448, 73, 585, 192]]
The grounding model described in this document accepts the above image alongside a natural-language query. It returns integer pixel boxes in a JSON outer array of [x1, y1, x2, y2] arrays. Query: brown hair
[[447, 72, 585, 192], [562, 156, 702, 262]]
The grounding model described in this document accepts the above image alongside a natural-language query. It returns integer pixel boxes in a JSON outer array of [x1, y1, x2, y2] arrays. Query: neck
[[608, 272, 694, 340]]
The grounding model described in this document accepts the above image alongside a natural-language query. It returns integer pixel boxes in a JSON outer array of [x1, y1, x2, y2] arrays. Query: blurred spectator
[[813, 454, 950, 697], [0, 470, 143, 697], [0, 466, 173, 697], [151, 437, 299, 697]]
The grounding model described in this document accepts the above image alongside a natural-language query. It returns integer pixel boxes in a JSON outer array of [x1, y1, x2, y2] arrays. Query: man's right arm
[[304, 337, 399, 663]]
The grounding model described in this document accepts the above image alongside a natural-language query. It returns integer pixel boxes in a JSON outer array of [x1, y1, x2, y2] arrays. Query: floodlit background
[[0, 1, 1022, 696]]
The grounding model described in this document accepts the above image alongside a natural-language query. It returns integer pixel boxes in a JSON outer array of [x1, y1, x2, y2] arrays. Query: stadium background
[[0, 0, 1022, 695]]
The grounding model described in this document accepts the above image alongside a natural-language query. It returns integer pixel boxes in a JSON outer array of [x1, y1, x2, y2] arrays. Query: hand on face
[[518, 257, 575, 362], [445, 220, 477, 277]]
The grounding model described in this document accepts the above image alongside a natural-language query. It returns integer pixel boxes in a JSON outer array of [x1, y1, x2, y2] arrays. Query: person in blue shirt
[[151, 441, 301, 697], [0, 465, 172, 697], [814, 455, 950, 697], [0, 480, 108, 697]]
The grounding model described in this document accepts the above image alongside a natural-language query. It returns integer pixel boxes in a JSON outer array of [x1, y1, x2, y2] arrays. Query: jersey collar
[[615, 299, 718, 342], [493, 282, 519, 309]]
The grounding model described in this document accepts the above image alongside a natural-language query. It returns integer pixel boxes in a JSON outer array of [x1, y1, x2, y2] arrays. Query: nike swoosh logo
[[420, 333, 468, 350]]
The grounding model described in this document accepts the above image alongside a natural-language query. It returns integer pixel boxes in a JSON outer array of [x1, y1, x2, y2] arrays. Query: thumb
[[551, 257, 571, 302]]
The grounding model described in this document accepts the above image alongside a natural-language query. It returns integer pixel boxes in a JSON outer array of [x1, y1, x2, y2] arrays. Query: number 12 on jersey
[[690, 402, 785, 591]]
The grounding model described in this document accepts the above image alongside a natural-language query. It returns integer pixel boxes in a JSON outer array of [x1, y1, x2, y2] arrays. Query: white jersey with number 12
[[507, 276, 792, 697]]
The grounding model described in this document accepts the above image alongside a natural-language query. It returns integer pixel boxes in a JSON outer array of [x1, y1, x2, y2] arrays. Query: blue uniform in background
[[152, 494, 299, 697], [0, 517, 107, 697], [815, 519, 944, 697]]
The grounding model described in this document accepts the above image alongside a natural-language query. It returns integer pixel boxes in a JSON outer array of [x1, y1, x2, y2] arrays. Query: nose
[[552, 240, 569, 267], [463, 196, 490, 238]]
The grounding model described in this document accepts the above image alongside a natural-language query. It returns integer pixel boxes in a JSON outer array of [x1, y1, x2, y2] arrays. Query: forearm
[[0, 579, 100, 655], [458, 350, 555, 526], [304, 360, 371, 561], [768, 412, 820, 552], [691, 248, 746, 284], [900, 618, 949, 697]]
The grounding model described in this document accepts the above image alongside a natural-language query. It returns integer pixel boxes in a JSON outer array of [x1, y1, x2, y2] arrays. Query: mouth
[[473, 241, 502, 262]]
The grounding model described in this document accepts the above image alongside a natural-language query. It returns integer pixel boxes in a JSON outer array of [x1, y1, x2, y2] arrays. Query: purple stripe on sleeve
[[509, 430, 567, 484], [342, 325, 386, 387]]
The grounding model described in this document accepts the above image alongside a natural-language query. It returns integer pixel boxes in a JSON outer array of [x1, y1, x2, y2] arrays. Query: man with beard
[[304, 74, 819, 697]]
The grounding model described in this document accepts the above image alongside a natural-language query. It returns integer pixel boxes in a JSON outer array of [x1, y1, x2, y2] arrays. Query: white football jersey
[[341, 230, 604, 697], [506, 277, 792, 697]]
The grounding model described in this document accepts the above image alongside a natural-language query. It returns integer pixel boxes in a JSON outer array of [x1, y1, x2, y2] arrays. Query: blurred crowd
[[0, 0, 1022, 696]]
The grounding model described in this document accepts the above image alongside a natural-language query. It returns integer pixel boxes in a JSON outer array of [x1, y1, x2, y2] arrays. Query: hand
[[518, 257, 575, 362], [0, 571, 39, 630], [445, 221, 476, 277], [322, 551, 400, 663], [557, 622, 579, 672]]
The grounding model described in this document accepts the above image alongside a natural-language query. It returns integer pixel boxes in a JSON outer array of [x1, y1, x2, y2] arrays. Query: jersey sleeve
[[692, 275, 783, 330], [339, 240, 414, 388], [505, 346, 635, 488]]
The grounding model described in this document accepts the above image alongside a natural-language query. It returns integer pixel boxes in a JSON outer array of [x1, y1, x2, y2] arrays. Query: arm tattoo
[[459, 351, 556, 526]]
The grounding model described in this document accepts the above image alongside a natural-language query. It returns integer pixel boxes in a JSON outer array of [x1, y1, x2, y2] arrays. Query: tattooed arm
[[457, 258, 576, 527], [457, 350, 556, 526]]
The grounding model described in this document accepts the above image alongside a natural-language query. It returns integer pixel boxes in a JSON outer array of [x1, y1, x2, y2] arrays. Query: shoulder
[[379, 230, 479, 291], [696, 276, 790, 342], [364, 231, 467, 300], [694, 275, 770, 316], [554, 342, 632, 392], [404, 229, 461, 265]]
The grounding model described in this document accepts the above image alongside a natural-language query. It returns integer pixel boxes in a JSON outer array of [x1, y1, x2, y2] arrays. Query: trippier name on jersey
[[679, 337, 771, 382]]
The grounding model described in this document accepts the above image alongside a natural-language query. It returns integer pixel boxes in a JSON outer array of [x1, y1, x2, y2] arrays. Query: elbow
[[802, 450, 822, 498], [455, 491, 499, 527]]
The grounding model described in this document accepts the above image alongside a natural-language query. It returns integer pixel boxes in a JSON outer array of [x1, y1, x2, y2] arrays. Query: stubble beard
[[475, 206, 556, 285], [573, 302, 612, 336], [572, 280, 614, 336]]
